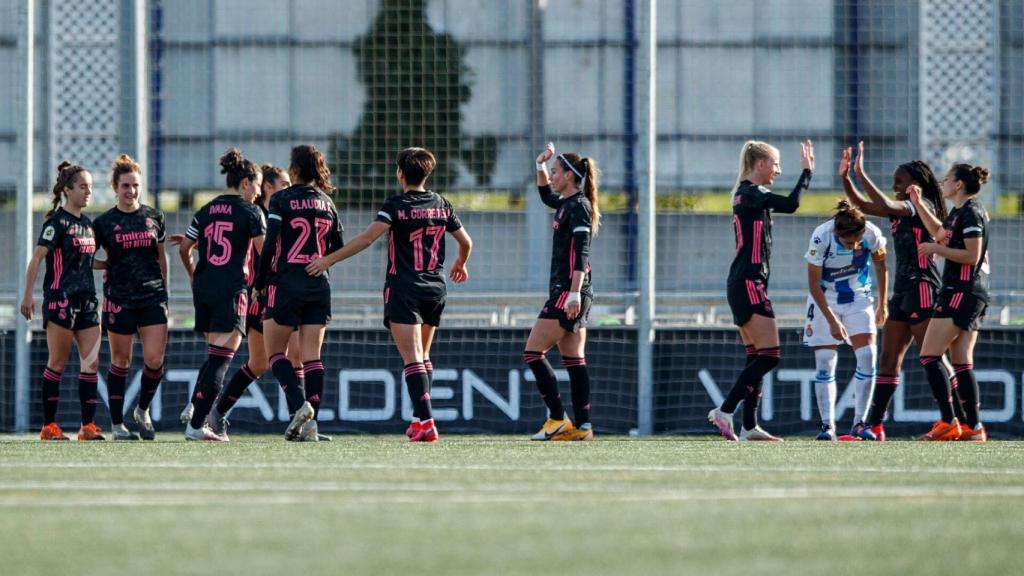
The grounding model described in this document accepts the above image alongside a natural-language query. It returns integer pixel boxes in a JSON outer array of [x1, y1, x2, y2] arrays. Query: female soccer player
[[523, 143, 600, 442], [306, 147, 471, 442], [176, 149, 266, 441], [839, 143, 964, 440], [803, 200, 887, 440], [254, 144, 344, 440], [93, 154, 168, 441], [20, 163, 103, 440], [910, 164, 991, 442], [709, 139, 814, 441]]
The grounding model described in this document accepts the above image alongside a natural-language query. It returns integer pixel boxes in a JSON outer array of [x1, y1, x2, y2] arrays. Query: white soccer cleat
[[179, 402, 194, 425], [133, 406, 156, 441], [707, 408, 738, 441], [298, 420, 320, 442], [285, 402, 315, 441], [184, 423, 228, 442], [739, 426, 783, 442], [111, 422, 139, 441]]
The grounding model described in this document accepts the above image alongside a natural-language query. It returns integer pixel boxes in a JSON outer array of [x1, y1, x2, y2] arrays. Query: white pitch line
[[1, 460, 1022, 476]]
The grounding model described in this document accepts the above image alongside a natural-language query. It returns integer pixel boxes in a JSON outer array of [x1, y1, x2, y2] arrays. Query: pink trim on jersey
[[733, 215, 743, 254], [388, 232, 397, 275], [267, 285, 277, 309], [960, 263, 972, 281], [50, 248, 63, 290], [746, 280, 760, 305], [914, 227, 927, 269], [384, 287, 390, 304], [237, 292, 248, 318], [919, 282, 931, 309], [751, 220, 763, 264], [568, 238, 576, 279], [555, 291, 569, 310]]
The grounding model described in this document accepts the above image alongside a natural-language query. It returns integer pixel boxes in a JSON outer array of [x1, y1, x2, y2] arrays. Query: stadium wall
[[3, 327, 1023, 437]]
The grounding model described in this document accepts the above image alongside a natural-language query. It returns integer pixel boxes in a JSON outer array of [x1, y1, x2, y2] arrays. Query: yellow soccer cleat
[[531, 416, 574, 441], [552, 426, 594, 442]]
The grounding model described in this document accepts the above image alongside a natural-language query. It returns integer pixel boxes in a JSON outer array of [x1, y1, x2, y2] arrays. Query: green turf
[[1, 435, 1022, 575]]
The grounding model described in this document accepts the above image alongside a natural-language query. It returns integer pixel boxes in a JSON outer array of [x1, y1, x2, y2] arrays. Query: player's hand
[[854, 141, 865, 175], [838, 147, 851, 178], [875, 303, 888, 327], [19, 295, 33, 321], [536, 142, 555, 165], [564, 292, 582, 320], [828, 318, 849, 342], [918, 242, 941, 258], [449, 260, 469, 284], [907, 184, 921, 205], [168, 233, 186, 246], [800, 139, 815, 172], [305, 256, 331, 277]]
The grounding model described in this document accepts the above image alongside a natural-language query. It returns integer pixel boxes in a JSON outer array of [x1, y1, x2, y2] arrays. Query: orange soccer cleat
[[77, 422, 106, 441], [916, 418, 962, 441], [958, 423, 987, 442], [409, 419, 439, 443], [553, 426, 594, 441], [40, 422, 70, 441]]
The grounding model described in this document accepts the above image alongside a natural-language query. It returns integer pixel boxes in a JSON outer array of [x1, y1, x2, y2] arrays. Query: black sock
[[404, 362, 433, 421], [947, 368, 969, 422], [138, 364, 164, 411], [954, 364, 980, 427], [107, 364, 129, 425], [78, 372, 98, 425], [921, 356, 954, 423], [271, 354, 306, 414], [423, 358, 433, 394], [217, 363, 258, 415], [741, 346, 761, 429], [191, 360, 210, 406], [524, 351, 564, 420], [563, 356, 591, 426], [867, 374, 899, 426], [190, 345, 235, 429], [42, 367, 62, 425], [304, 360, 325, 419], [722, 347, 780, 415]]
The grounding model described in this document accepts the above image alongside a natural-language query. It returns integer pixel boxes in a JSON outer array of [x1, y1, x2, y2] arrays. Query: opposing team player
[[93, 155, 168, 440], [254, 144, 343, 440], [177, 149, 266, 441], [709, 140, 814, 441], [840, 143, 965, 440], [525, 143, 601, 442], [306, 147, 472, 442], [803, 200, 887, 440], [20, 163, 102, 440], [911, 164, 992, 442]]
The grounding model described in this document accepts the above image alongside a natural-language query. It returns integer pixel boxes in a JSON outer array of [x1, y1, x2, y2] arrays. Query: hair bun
[[973, 166, 991, 185], [56, 160, 72, 174], [836, 198, 852, 212], [219, 148, 244, 174]]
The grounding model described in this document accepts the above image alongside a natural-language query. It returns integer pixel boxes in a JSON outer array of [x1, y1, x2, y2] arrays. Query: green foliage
[[330, 0, 497, 207]]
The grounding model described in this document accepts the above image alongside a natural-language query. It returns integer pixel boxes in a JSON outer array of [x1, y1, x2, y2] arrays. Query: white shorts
[[803, 296, 876, 347]]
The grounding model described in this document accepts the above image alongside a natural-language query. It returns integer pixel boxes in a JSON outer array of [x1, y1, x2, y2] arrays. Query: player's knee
[[249, 357, 268, 376], [80, 358, 100, 374], [854, 345, 876, 373], [47, 357, 68, 373], [814, 348, 837, 377]]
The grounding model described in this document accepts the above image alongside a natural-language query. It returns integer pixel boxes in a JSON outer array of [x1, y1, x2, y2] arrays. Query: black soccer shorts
[[102, 299, 168, 334], [727, 278, 774, 327], [537, 291, 592, 333], [43, 293, 99, 332]]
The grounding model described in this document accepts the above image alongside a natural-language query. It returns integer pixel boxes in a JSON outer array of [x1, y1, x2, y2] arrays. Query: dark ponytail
[[833, 199, 866, 237], [48, 161, 86, 217], [898, 160, 946, 221], [558, 152, 602, 235], [219, 148, 259, 189], [290, 144, 336, 194], [951, 163, 991, 195]]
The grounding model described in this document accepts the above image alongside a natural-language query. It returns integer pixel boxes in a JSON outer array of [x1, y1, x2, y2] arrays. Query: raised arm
[[840, 146, 888, 217], [765, 139, 814, 214], [854, 142, 911, 217], [908, 185, 945, 240], [535, 142, 562, 209]]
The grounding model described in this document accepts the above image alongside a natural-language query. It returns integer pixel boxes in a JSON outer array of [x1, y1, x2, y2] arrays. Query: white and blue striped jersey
[[804, 219, 886, 304]]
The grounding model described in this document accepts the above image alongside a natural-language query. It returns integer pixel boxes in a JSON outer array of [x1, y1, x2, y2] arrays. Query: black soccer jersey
[[940, 198, 990, 301], [93, 205, 167, 306], [375, 191, 463, 299], [538, 186, 593, 296], [727, 170, 811, 287], [889, 198, 942, 293], [185, 194, 266, 298], [254, 185, 344, 295], [36, 208, 97, 300]]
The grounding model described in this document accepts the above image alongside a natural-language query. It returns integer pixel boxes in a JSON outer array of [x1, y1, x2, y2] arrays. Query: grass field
[[1, 435, 1023, 576]]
